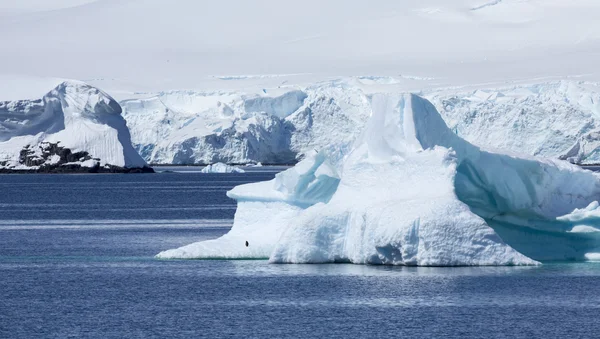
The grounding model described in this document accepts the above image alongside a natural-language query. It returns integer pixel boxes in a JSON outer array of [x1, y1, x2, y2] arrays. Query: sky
[[0, 0, 599, 97]]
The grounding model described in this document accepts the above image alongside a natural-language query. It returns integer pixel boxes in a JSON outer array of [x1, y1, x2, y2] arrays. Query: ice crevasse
[[157, 93, 600, 265]]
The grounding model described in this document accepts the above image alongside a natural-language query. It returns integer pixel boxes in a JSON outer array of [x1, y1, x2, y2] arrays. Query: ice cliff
[[124, 81, 600, 166], [158, 93, 600, 265], [0, 81, 150, 172], [122, 84, 370, 165], [430, 81, 600, 164]]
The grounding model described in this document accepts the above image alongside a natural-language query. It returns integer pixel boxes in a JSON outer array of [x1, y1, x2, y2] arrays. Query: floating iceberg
[[201, 163, 245, 174], [0, 81, 150, 172], [158, 93, 600, 265]]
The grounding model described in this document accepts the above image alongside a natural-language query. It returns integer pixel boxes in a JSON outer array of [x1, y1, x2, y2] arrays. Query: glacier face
[[123, 80, 600, 166], [157, 93, 600, 265], [0, 81, 148, 171], [429, 81, 600, 164], [121, 84, 370, 165]]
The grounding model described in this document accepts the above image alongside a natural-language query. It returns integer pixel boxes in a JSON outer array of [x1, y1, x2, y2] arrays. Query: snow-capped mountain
[[0, 81, 150, 172]]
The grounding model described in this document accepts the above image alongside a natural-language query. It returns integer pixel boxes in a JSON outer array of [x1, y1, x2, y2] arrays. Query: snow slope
[[1, 0, 598, 95], [0, 81, 148, 171], [158, 94, 600, 265]]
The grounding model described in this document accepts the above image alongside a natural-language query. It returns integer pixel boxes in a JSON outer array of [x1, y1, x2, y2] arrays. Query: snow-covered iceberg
[[0, 81, 151, 172], [201, 163, 245, 174], [158, 93, 600, 265]]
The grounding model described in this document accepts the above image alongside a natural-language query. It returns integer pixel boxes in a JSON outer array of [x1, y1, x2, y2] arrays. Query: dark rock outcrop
[[1, 142, 154, 174]]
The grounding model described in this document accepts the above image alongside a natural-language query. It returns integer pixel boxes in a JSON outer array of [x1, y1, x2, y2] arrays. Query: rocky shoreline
[[0, 142, 154, 174], [0, 165, 154, 174]]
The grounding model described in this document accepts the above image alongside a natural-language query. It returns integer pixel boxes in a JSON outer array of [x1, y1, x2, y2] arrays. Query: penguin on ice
[[245, 241, 249, 247]]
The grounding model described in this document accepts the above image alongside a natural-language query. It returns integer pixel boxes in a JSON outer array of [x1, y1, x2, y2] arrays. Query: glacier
[[0, 81, 150, 172], [158, 93, 600, 265], [122, 80, 600, 166], [122, 84, 370, 165], [429, 81, 600, 164]]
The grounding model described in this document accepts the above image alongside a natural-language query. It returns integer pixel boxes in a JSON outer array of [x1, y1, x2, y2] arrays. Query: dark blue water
[[1, 170, 600, 338]]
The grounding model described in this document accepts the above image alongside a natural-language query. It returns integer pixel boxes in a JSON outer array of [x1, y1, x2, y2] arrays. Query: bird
[[245, 241, 249, 247]]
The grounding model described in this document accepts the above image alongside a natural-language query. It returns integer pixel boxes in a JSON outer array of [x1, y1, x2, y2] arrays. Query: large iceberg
[[158, 93, 600, 265], [0, 81, 150, 172]]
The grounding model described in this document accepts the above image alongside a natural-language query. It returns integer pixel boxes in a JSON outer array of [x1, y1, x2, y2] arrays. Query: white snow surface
[[428, 81, 600, 164], [1, 0, 599, 95], [122, 83, 370, 165], [157, 94, 600, 265], [200, 163, 245, 174], [0, 81, 147, 169], [124, 80, 600, 166]]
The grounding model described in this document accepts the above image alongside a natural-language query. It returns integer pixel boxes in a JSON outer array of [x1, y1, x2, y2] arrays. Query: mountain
[[0, 81, 151, 172]]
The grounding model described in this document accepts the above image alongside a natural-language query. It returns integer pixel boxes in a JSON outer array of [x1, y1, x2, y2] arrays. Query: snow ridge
[[429, 81, 600, 163]]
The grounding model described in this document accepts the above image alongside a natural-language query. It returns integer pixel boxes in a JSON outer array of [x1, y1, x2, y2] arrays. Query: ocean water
[[1, 170, 600, 338]]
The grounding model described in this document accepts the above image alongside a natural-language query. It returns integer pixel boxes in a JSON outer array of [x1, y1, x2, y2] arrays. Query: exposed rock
[[1, 142, 154, 174]]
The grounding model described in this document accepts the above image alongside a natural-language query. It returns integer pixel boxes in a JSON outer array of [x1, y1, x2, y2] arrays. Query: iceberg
[[201, 163, 245, 174], [0, 81, 150, 172], [158, 93, 600, 265]]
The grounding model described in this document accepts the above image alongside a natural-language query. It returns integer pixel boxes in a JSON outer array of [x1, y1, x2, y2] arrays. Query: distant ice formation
[[158, 93, 600, 265], [124, 81, 600, 166], [430, 81, 600, 164], [0, 81, 149, 172], [121, 84, 371, 165], [201, 163, 245, 174]]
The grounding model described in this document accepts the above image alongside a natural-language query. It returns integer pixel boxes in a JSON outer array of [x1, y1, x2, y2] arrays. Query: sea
[[1, 167, 600, 338]]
